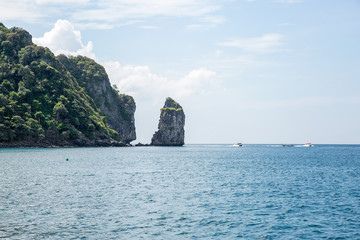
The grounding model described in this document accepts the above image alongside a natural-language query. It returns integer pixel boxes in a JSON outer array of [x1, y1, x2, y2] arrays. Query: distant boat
[[233, 143, 243, 147], [282, 144, 294, 147], [304, 142, 313, 147]]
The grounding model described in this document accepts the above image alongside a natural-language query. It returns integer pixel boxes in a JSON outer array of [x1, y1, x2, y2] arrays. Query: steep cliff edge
[[57, 55, 136, 143], [0, 23, 135, 147], [151, 98, 185, 146]]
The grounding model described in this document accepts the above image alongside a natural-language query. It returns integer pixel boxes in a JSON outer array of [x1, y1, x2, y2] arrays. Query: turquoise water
[[1, 144, 360, 239]]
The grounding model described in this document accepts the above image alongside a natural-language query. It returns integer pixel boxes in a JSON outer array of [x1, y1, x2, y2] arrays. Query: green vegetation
[[160, 107, 183, 117], [161, 107, 183, 112], [0, 23, 122, 145], [160, 98, 183, 117]]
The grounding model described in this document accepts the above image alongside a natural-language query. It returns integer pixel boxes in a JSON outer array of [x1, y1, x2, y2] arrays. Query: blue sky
[[1, 0, 360, 144]]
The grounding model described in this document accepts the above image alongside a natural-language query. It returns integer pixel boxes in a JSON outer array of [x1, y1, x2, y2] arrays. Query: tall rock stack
[[151, 98, 185, 146]]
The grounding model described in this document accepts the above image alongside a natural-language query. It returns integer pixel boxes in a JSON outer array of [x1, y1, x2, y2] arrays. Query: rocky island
[[151, 98, 185, 146], [0, 23, 135, 147]]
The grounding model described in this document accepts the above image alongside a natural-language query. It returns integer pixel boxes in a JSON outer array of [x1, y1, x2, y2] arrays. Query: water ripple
[[0, 145, 359, 239]]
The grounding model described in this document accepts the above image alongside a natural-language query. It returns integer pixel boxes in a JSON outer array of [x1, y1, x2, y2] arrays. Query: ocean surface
[[1, 144, 359, 239]]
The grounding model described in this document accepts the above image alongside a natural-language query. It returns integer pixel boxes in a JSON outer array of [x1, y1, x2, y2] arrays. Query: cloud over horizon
[[71, 0, 223, 22], [218, 34, 284, 54], [0, 1, 43, 22], [104, 61, 218, 103], [31, 19, 219, 104], [1, 0, 227, 29]]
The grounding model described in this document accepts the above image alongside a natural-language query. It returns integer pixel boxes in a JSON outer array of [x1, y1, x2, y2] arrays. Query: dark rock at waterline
[[135, 142, 150, 147]]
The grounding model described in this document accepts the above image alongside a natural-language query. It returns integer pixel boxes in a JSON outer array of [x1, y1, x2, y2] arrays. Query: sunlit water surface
[[1, 144, 360, 239]]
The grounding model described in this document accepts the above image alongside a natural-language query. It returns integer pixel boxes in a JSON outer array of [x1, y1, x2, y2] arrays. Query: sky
[[1, 0, 360, 144]]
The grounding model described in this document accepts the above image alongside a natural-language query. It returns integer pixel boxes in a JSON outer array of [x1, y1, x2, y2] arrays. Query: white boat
[[233, 143, 243, 147], [304, 142, 313, 147]]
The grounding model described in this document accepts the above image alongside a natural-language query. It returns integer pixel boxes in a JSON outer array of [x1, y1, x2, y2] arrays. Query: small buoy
[[66, 158, 69, 161]]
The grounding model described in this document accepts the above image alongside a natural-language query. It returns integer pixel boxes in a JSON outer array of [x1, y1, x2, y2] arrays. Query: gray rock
[[58, 56, 136, 143], [151, 98, 185, 146], [135, 142, 150, 147]]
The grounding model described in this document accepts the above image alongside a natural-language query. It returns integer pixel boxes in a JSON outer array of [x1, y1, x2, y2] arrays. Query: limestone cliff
[[151, 98, 185, 146], [57, 55, 136, 143], [0, 23, 135, 147]]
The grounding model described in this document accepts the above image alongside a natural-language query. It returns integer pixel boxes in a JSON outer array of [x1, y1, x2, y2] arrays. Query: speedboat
[[233, 143, 243, 147], [304, 142, 313, 147]]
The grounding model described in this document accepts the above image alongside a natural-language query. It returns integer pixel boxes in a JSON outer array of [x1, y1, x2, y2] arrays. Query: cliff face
[[57, 56, 136, 143], [151, 98, 185, 146], [0, 23, 135, 147]]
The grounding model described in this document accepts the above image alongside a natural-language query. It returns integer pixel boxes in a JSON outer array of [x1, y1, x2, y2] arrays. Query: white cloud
[[218, 34, 284, 53], [103, 61, 218, 102], [1, 0, 226, 29], [186, 15, 226, 29], [31, 19, 219, 102], [33, 19, 95, 59], [0, 0, 91, 22], [237, 96, 360, 110], [0, 1, 43, 22], [203, 15, 226, 25], [72, 22, 114, 30], [186, 24, 205, 30], [215, 50, 223, 56], [72, 0, 223, 23]]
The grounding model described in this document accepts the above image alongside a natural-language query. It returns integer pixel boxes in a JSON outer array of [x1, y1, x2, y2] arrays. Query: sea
[[0, 144, 359, 239]]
